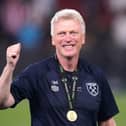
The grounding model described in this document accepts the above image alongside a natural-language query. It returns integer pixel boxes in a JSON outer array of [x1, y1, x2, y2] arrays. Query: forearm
[[0, 64, 14, 105], [98, 118, 116, 126], [0, 43, 21, 108]]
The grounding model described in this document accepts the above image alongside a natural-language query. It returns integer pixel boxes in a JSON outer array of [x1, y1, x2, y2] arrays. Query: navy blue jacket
[[11, 56, 119, 126]]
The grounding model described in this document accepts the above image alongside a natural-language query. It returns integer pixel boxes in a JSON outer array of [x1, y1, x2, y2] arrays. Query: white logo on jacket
[[51, 80, 59, 92], [86, 82, 99, 96]]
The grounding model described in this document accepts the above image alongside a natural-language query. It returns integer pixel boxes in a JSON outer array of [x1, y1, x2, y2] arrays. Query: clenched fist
[[6, 43, 21, 70]]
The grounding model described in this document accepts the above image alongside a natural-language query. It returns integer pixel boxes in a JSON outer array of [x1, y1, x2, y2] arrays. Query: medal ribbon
[[60, 65, 78, 110]]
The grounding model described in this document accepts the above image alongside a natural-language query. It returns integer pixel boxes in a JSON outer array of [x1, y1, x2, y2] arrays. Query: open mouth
[[63, 45, 74, 50], [63, 43, 75, 47]]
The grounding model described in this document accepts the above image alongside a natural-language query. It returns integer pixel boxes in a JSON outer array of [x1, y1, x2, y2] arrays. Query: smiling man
[[0, 9, 119, 126]]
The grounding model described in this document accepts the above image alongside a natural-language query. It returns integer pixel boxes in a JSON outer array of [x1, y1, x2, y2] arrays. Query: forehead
[[54, 17, 80, 25], [54, 19, 81, 31]]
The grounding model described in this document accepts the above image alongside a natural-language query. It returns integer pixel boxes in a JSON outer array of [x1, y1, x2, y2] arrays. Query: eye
[[70, 31, 78, 36], [57, 32, 66, 37]]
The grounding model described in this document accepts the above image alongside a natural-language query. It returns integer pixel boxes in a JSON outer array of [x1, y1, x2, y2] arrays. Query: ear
[[82, 40, 85, 45], [51, 38, 55, 46], [82, 34, 85, 45]]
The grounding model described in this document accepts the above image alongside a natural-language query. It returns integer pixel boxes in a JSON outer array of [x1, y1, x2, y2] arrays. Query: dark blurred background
[[0, 0, 126, 92]]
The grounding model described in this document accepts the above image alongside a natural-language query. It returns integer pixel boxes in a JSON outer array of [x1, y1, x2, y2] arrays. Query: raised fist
[[6, 43, 21, 69]]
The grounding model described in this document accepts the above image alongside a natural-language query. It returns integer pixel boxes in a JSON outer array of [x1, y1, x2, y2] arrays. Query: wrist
[[5, 64, 15, 72]]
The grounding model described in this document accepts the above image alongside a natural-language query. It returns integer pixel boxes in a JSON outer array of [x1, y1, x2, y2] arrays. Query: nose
[[65, 33, 72, 42]]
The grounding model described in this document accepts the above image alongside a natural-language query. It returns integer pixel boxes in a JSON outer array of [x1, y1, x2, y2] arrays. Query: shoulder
[[21, 56, 55, 75], [80, 58, 104, 75], [80, 58, 107, 83]]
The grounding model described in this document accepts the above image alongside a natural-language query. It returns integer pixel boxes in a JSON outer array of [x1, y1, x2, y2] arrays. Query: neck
[[56, 54, 79, 72]]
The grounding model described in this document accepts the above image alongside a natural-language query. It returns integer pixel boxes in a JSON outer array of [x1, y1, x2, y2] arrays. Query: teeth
[[63, 45, 73, 47], [64, 45, 73, 49]]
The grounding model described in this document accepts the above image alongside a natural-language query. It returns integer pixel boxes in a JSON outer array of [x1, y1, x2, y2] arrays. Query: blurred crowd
[[0, 0, 126, 90]]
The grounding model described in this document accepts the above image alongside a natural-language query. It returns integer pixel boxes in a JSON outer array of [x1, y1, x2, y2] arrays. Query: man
[[0, 9, 119, 126]]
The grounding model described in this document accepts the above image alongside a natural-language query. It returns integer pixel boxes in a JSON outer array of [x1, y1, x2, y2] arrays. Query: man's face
[[52, 19, 85, 58]]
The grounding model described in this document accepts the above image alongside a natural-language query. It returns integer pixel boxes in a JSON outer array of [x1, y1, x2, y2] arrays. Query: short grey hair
[[50, 9, 86, 36]]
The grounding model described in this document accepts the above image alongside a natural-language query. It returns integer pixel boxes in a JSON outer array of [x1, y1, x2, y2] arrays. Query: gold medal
[[66, 110, 78, 122]]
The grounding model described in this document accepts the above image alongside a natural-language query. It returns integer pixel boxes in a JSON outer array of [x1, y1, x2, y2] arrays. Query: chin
[[64, 54, 75, 59]]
